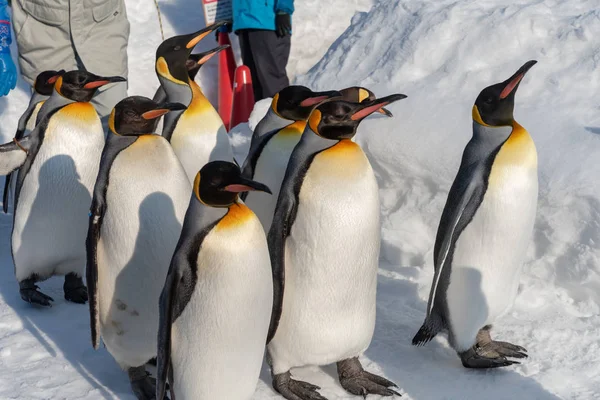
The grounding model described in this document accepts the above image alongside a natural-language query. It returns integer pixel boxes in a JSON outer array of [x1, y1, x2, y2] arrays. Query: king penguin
[[86, 96, 190, 399], [266, 95, 406, 400], [3, 69, 65, 213], [0, 70, 125, 307], [412, 60, 538, 369], [155, 22, 234, 182], [156, 161, 273, 400], [240, 85, 340, 232]]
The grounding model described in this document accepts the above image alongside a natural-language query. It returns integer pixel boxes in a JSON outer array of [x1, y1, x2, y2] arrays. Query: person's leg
[[238, 30, 263, 101], [72, 0, 130, 124], [247, 30, 290, 100], [10, 0, 77, 87]]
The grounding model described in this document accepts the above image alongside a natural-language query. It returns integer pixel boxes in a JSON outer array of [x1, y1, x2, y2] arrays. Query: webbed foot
[[273, 370, 328, 400], [64, 273, 88, 304], [337, 357, 401, 398], [19, 278, 54, 307]]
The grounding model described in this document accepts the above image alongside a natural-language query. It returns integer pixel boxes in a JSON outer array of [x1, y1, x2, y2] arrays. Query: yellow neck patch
[[358, 88, 369, 103], [278, 120, 306, 137], [271, 93, 281, 117], [156, 57, 188, 85], [216, 202, 254, 230], [308, 109, 321, 135]]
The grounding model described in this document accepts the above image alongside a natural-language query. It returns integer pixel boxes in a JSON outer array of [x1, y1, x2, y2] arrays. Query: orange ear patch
[[142, 109, 170, 120], [308, 109, 322, 133]]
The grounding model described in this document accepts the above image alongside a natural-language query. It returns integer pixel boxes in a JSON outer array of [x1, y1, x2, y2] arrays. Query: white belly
[[12, 103, 105, 281], [446, 165, 538, 351], [268, 141, 380, 374], [245, 132, 301, 233], [171, 109, 233, 183], [171, 210, 272, 399], [97, 136, 190, 368]]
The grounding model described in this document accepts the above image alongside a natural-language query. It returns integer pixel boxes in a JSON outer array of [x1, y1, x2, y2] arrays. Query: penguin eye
[[484, 96, 494, 104], [174, 45, 181, 51]]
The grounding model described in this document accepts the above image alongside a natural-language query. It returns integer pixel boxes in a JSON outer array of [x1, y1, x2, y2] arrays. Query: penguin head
[[186, 45, 230, 80], [193, 161, 272, 207], [272, 86, 341, 121], [55, 70, 127, 102], [34, 70, 65, 96], [474, 60, 537, 126], [108, 96, 186, 136], [307, 93, 407, 140], [155, 21, 228, 85], [339, 86, 393, 117]]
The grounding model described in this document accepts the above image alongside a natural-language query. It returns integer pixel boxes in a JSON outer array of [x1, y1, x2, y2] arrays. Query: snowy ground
[[1, 0, 600, 399]]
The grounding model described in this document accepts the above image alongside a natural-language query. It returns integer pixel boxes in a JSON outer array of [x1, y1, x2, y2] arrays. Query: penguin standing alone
[[156, 161, 273, 400], [86, 96, 189, 399], [155, 22, 234, 182], [412, 61, 538, 368], [266, 95, 406, 400], [0, 70, 125, 307], [241, 85, 340, 231], [3, 69, 65, 213]]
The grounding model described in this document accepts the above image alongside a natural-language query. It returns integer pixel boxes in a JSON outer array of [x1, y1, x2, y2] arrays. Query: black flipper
[[266, 129, 334, 343], [239, 128, 279, 201], [3, 101, 39, 213], [86, 134, 137, 349], [0, 136, 33, 176], [152, 86, 168, 104], [156, 257, 179, 400]]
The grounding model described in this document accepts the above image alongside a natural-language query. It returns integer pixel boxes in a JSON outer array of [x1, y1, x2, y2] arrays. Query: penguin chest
[[246, 127, 303, 232], [171, 98, 233, 182], [171, 205, 272, 399], [97, 136, 190, 366], [269, 140, 380, 371], [12, 103, 105, 281], [448, 130, 538, 333]]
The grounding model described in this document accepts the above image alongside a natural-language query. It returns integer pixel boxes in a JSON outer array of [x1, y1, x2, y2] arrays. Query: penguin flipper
[[239, 128, 279, 201], [2, 105, 37, 213], [152, 86, 168, 104], [0, 136, 32, 176], [157, 257, 186, 400], [425, 161, 488, 319], [85, 198, 104, 350]]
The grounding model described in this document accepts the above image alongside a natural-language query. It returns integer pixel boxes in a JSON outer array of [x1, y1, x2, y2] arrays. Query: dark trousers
[[238, 29, 291, 101]]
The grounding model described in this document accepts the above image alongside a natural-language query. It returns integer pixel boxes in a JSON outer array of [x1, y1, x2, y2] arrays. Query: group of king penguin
[[0, 18, 541, 400]]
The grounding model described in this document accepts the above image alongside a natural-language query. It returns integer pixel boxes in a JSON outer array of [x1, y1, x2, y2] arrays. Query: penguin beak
[[350, 93, 407, 121], [83, 76, 127, 89], [499, 60, 537, 100], [47, 70, 66, 85], [378, 107, 393, 117], [195, 45, 230, 66], [142, 102, 187, 119], [300, 91, 342, 107], [186, 20, 228, 49], [223, 178, 272, 194]]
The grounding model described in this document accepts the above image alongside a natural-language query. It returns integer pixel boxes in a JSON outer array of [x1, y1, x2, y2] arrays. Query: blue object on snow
[[232, 0, 294, 32], [0, 0, 17, 96]]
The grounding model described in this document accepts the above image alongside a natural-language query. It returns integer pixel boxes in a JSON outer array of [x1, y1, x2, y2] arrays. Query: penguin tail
[[412, 314, 443, 346]]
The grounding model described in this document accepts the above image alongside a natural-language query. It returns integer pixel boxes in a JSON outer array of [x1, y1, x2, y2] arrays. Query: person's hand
[[275, 13, 291, 38], [0, 51, 17, 96]]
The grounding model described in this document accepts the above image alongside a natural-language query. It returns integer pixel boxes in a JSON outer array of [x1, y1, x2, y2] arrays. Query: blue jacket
[[232, 0, 294, 32]]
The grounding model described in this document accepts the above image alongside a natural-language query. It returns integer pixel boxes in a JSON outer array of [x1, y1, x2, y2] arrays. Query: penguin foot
[[273, 371, 328, 400], [459, 347, 520, 369], [476, 326, 528, 359], [63, 273, 88, 304], [19, 279, 54, 307], [128, 366, 167, 400], [337, 357, 401, 398]]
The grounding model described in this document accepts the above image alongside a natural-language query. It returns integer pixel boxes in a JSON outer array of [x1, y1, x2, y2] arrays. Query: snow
[[1, 0, 600, 399]]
